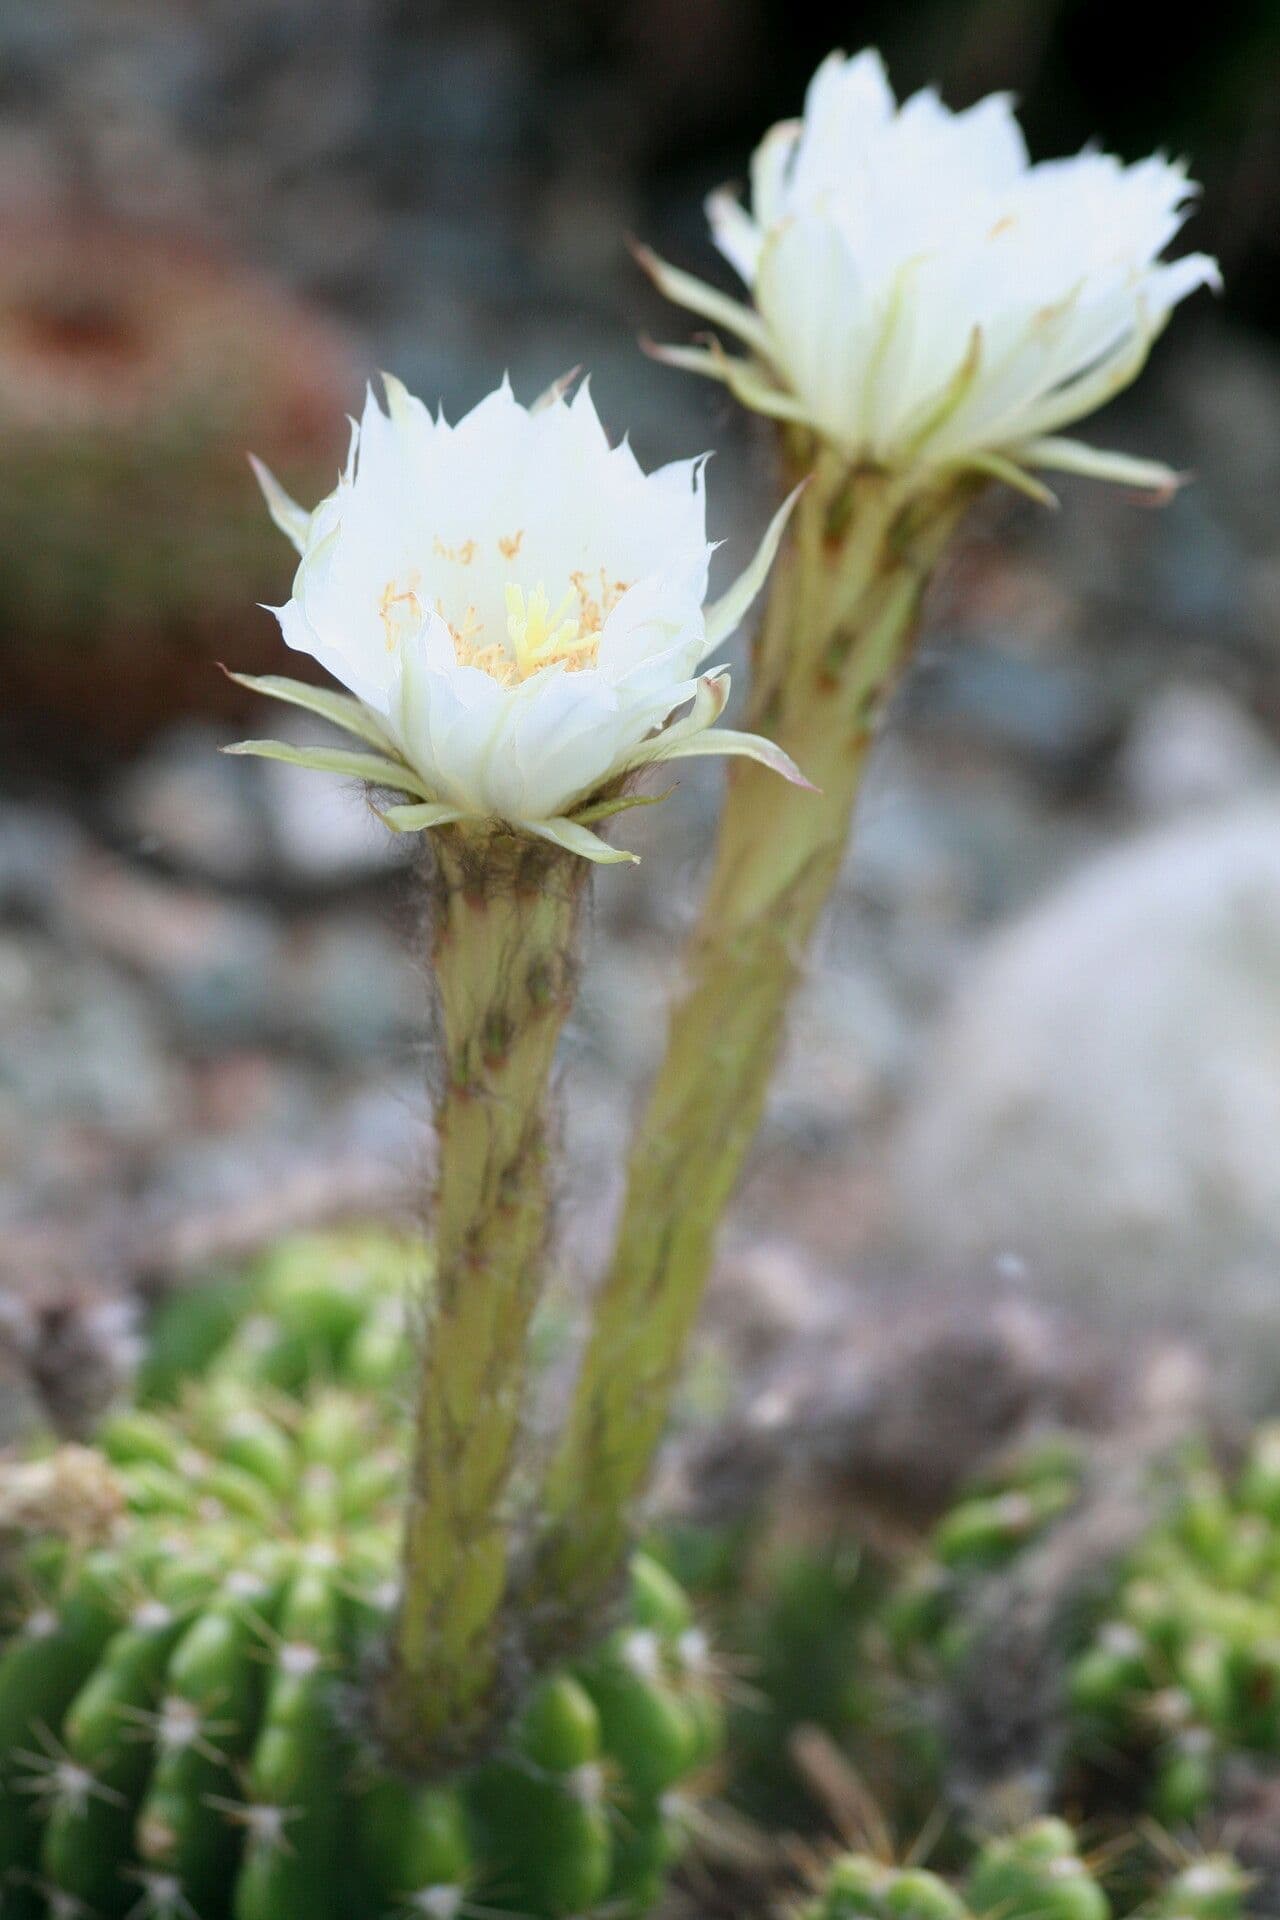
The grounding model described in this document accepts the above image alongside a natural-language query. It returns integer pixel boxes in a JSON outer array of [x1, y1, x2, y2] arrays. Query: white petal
[[635, 245, 772, 354], [616, 668, 732, 775], [755, 219, 873, 446], [249, 457, 312, 554], [706, 187, 764, 285]]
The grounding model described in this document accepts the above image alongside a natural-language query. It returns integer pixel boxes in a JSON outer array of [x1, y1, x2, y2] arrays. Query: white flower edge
[[225, 478, 811, 867], [641, 248, 1193, 505]]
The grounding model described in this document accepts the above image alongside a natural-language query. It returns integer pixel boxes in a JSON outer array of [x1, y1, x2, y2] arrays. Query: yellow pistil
[[505, 582, 598, 678]]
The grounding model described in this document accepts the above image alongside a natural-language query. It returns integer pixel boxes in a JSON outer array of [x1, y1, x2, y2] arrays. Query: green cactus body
[[877, 1425, 1280, 1834], [807, 1826, 1245, 1920], [0, 1237, 720, 1920], [140, 1232, 421, 1409], [881, 1438, 1088, 1669], [1063, 1427, 1280, 1825], [965, 1822, 1110, 1920]]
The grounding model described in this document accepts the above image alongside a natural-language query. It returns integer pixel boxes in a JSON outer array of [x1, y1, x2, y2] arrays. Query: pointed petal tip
[[648, 726, 815, 788], [531, 365, 584, 413], [1136, 469, 1191, 506], [379, 370, 417, 423], [248, 454, 312, 553]]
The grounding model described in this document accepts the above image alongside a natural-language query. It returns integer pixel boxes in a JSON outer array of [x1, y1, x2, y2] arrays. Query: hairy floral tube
[[530, 452, 975, 1624], [373, 827, 588, 1767]]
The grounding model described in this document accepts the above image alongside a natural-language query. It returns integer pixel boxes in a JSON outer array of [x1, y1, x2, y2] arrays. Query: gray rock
[[0, 933, 177, 1151], [110, 722, 270, 884], [888, 801, 1280, 1403], [267, 918, 421, 1056], [259, 747, 409, 885], [0, 803, 85, 917], [1116, 681, 1280, 820]]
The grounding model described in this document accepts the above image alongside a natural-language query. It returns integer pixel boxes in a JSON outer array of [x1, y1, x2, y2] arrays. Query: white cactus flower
[[230, 374, 806, 864], [644, 48, 1220, 499]]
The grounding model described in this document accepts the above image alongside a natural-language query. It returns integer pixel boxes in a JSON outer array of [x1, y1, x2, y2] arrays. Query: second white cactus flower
[[230, 375, 806, 863], [645, 49, 1220, 498]]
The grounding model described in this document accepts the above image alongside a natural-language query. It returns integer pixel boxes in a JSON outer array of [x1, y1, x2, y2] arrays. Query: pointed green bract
[[224, 670, 398, 752], [222, 738, 435, 800]]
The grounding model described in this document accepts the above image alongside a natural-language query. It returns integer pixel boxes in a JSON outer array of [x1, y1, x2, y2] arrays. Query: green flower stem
[[530, 451, 979, 1629], [376, 828, 587, 1771]]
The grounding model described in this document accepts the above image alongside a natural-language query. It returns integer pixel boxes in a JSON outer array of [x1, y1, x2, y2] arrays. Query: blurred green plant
[[873, 1423, 1280, 1836], [806, 1820, 1248, 1920], [0, 1233, 722, 1920]]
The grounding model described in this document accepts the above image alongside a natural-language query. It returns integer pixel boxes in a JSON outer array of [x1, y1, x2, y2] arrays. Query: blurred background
[[4, 0, 1280, 1438]]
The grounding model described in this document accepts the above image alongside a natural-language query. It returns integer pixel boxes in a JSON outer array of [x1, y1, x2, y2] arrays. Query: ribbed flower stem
[[528, 451, 979, 1631], [376, 828, 587, 1772]]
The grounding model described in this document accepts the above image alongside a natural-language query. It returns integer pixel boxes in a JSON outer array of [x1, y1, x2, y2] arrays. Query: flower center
[[451, 570, 630, 687], [511, 581, 594, 673], [378, 559, 632, 687]]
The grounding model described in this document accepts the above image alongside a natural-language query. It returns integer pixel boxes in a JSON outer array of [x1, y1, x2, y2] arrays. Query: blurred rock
[[0, 801, 85, 917], [55, 854, 282, 1044], [899, 640, 1112, 781], [110, 722, 270, 883], [110, 717, 414, 890], [667, 1279, 1209, 1552], [1175, 329, 1280, 556], [272, 919, 420, 1057], [889, 801, 1280, 1401], [0, 931, 179, 1161], [259, 742, 410, 886], [1116, 681, 1280, 820]]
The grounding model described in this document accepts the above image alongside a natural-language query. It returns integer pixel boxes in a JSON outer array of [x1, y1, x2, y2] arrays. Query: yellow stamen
[[504, 582, 599, 679], [417, 565, 633, 686], [379, 577, 423, 651]]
